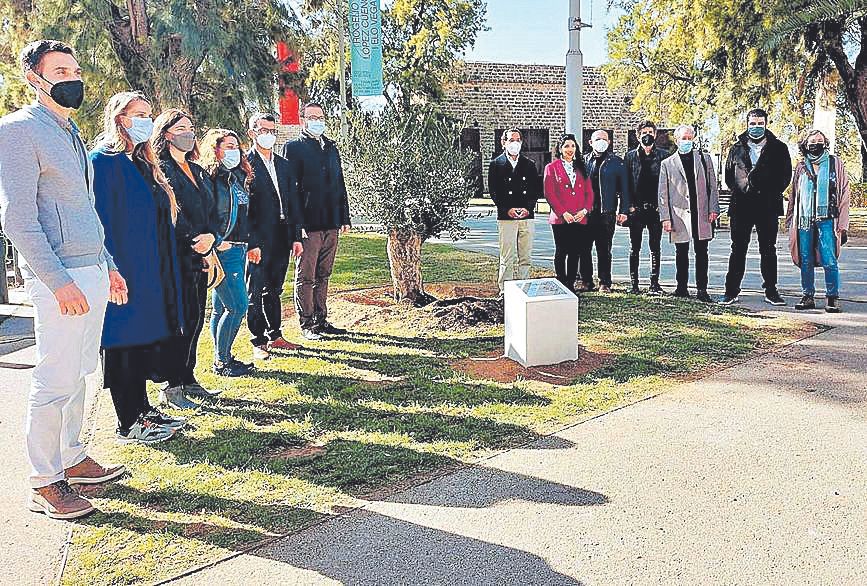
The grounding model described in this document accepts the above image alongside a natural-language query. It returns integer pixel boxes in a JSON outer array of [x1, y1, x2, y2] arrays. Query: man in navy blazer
[[487, 129, 541, 293], [245, 113, 303, 360]]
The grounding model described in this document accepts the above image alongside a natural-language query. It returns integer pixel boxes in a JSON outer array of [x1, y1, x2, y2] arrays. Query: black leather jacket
[[624, 146, 669, 210], [211, 165, 250, 244]]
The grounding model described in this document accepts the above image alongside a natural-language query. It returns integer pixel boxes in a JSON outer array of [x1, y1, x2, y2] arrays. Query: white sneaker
[[116, 416, 175, 445]]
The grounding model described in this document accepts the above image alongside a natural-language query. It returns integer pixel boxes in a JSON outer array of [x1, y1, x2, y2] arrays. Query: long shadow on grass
[[81, 484, 325, 539], [200, 395, 541, 449], [250, 366, 551, 408], [322, 331, 502, 357]]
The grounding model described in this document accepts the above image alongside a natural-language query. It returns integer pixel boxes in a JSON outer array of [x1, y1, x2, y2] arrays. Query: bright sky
[[465, 0, 623, 66]]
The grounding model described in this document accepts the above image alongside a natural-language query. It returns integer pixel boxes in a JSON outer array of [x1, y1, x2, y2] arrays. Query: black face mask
[[35, 73, 84, 110], [806, 143, 825, 157], [640, 134, 655, 147]]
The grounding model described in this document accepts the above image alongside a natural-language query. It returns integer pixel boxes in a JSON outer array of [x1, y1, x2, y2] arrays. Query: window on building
[[460, 128, 483, 198], [493, 128, 551, 179]]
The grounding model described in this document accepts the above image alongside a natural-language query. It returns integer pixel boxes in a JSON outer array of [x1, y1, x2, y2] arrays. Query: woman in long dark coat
[[91, 91, 187, 443], [153, 109, 221, 407]]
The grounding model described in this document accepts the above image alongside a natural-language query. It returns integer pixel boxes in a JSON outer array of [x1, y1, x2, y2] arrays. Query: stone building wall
[[441, 61, 646, 192]]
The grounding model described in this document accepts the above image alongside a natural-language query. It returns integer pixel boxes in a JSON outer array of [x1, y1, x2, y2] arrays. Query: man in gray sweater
[[0, 40, 128, 519]]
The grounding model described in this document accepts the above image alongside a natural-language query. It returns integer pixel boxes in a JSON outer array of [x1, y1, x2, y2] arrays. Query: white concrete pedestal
[[504, 278, 578, 367]]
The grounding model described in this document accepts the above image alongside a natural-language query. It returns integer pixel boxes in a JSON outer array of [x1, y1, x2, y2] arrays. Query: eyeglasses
[[306, 115, 326, 121], [254, 128, 278, 135]]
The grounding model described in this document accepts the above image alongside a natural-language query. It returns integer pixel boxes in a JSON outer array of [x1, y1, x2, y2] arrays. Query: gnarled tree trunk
[[386, 230, 424, 303]]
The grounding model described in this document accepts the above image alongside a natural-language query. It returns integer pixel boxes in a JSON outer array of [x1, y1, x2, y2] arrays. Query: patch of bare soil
[[452, 348, 612, 385], [268, 445, 327, 460], [428, 296, 504, 329]]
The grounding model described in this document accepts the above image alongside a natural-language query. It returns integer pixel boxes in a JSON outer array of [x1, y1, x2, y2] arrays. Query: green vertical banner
[[348, 0, 383, 97]]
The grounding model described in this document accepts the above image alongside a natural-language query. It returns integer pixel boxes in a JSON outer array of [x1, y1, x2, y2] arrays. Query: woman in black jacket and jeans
[[200, 129, 259, 376], [152, 109, 220, 407]]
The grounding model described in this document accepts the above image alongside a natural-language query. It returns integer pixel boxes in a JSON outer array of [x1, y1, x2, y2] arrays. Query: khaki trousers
[[497, 219, 535, 292]]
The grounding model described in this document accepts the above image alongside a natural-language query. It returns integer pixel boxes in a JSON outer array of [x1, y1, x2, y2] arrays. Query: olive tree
[[341, 105, 474, 303]]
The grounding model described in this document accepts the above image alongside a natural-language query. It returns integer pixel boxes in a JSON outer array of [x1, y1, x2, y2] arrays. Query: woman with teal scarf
[[786, 130, 851, 313]]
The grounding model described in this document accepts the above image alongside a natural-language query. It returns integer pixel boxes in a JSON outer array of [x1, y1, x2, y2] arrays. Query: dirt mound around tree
[[427, 296, 504, 329]]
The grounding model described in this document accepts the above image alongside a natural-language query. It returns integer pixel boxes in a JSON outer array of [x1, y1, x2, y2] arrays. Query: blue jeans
[[210, 245, 248, 364], [798, 219, 840, 298]]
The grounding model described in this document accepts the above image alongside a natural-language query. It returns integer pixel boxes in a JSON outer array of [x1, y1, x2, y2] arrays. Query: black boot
[[795, 295, 815, 310], [826, 296, 841, 313], [629, 254, 641, 294], [648, 252, 664, 295]]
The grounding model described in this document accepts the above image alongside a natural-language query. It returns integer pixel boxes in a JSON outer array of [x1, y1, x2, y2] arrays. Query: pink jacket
[[543, 158, 595, 225]]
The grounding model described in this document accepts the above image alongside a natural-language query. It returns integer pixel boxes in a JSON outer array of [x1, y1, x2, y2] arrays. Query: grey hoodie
[[0, 102, 115, 292]]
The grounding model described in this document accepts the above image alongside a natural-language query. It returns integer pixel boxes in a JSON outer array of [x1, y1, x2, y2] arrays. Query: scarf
[[797, 151, 830, 230]]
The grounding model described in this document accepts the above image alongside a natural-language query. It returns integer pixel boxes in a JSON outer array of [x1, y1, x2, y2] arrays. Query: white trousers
[[24, 264, 109, 488], [497, 219, 535, 292]]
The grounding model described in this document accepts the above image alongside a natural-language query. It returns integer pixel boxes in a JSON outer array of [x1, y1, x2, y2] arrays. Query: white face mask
[[305, 119, 326, 137], [256, 132, 277, 150], [592, 139, 609, 153], [505, 141, 522, 156], [221, 149, 241, 169]]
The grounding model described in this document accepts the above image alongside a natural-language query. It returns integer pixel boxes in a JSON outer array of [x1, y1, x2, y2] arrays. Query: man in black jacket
[[487, 128, 541, 294], [245, 112, 303, 359], [624, 120, 669, 294], [281, 103, 351, 341], [721, 108, 793, 305]]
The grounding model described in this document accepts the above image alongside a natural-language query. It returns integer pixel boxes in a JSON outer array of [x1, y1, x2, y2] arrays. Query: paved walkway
[[167, 294, 867, 585], [435, 207, 867, 302]]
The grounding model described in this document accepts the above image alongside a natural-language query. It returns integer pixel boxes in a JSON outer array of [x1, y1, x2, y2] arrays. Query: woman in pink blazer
[[543, 133, 595, 292]]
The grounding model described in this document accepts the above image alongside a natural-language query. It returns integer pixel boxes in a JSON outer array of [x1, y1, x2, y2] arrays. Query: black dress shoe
[[672, 288, 690, 298], [794, 295, 815, 310], [696, 290, 714, 303], [316, 321, 347, 335]]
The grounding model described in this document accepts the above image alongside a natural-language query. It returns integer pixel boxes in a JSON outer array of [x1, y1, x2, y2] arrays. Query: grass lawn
[[65, 234, 814, 585]]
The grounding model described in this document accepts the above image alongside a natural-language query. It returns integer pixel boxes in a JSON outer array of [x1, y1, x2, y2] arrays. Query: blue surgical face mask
[[306, 119, 326, 137], [748, 126, 766, 140], [221, 148, 241, 169], [677, 140, 694, 155], [126, 116, 154, 146]]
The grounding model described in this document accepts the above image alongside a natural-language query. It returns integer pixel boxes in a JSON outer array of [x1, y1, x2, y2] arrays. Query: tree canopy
[[299, 0, 487, 109], [605, 0, 867, 179], [0, 0, 301, 137]]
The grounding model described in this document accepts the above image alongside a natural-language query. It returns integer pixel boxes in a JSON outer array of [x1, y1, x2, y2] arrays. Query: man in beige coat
[[658, 124, 720, 302]]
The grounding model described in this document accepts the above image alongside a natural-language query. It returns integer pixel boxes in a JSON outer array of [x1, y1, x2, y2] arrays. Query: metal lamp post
[[566, 0, 590, 137]]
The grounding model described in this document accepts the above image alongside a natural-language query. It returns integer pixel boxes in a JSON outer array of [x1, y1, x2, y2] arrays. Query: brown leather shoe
[[29, 480, 95, 520], [267, 337, 299, 351], [65, 456, 126, 485]]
